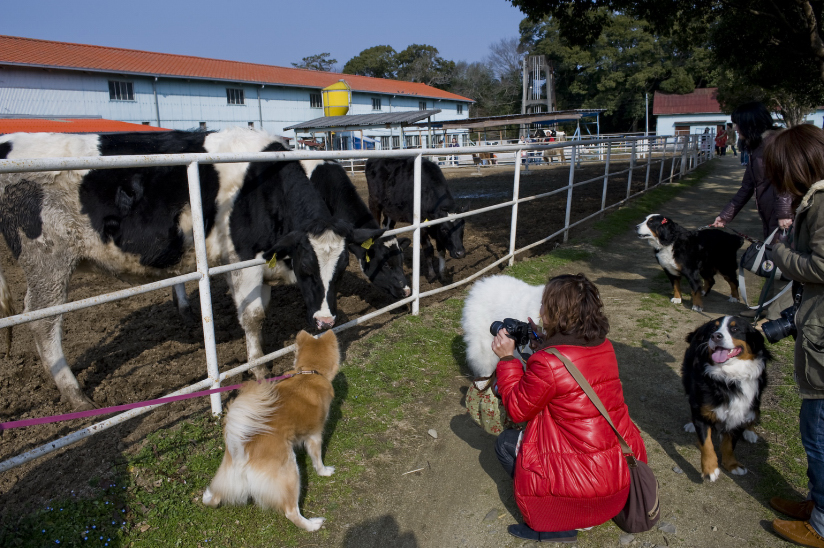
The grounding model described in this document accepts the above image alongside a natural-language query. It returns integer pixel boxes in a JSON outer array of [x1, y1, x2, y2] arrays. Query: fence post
[[626, 139, 637, 200], [412, 154, 422, 315], [600, 141, 611, 218], [658, 137, 667, 185], [644, 136, 652, 190], [186, 161, 222, 416], [680, 136, 688, 179], [508, 148, 522, 266], [563, 145, 577, 242], [669, 136, 678, 183]]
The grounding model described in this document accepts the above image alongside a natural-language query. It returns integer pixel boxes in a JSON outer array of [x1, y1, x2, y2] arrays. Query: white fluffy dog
[[461, 275, 544, 378]]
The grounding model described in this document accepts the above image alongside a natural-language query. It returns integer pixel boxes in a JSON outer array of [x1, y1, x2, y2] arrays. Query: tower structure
[[521, 55, 556, 137]]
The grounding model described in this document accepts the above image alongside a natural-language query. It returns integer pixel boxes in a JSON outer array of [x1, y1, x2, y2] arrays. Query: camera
[[490, 318, 533, 347], [762, 283, 803, 344]]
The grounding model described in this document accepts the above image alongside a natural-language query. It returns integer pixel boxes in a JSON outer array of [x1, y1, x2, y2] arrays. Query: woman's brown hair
[[765, 124, 824, 197], [541, 273, 609, 341]]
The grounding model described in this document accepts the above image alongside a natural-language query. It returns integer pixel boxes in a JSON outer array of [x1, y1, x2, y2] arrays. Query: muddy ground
[[0, 156, 675, 522]]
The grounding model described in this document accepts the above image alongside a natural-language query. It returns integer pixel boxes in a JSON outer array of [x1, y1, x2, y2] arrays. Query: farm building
[[654, 87, 824, 136], [0, 35, 472, 146]]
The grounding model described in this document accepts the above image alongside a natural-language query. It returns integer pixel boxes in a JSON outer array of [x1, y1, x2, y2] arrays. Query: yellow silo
[[322, 80, 351, 117]]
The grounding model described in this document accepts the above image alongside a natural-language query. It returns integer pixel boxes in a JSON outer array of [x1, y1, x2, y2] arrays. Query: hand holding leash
[[778, 218, 793, 230], [711, 216, 726, 228]]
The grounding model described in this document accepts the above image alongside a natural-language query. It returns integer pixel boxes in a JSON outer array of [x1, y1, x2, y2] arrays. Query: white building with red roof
[[0, 35, 472, 146], [653, 88, 731, 136]]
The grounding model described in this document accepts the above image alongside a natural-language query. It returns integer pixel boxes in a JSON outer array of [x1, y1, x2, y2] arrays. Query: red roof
[[0, 118, 170, 134], [653, 88, 721, 116], [0, 35, 473, 103]]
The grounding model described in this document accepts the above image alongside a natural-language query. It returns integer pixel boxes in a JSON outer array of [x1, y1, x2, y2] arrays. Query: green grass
[[506, 248, 592, 284], [1, 299, 467, 548]]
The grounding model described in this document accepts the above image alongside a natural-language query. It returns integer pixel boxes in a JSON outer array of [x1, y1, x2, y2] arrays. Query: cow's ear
[[264, 231, 303, 261], [398, 237, 411, 250], [352, 227, 386, 246]]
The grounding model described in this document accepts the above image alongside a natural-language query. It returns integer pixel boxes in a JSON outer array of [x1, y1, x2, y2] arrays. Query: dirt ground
[[0, 153, 719, 542]]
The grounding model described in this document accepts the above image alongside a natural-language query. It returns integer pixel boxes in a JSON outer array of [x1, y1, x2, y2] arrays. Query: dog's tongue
[[712, 348, 730, 363]]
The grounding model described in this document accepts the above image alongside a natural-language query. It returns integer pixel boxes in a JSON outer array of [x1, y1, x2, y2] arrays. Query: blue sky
[[2, 1, 527, 69]]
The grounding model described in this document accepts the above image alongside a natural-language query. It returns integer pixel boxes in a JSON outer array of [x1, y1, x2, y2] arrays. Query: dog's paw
[[202, 487, 218, 507], [304, 517, 325, 532], [729, 466, 748, 476], [704, 468, 721, 482], [692, 305, 703, 312], [671, 297, 682, 304], [317, 465, 335, 477], [701, 290, 708, 297], [742, 429, 759, 444], [728, 296, 740, 303], [684, 423, 696, 433]]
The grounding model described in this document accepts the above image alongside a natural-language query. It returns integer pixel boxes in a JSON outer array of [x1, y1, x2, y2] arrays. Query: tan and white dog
[[202, 330, 340, 531]]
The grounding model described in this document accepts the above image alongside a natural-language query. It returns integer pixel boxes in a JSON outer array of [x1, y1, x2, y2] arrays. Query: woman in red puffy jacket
[[492, 273, 647, 543]]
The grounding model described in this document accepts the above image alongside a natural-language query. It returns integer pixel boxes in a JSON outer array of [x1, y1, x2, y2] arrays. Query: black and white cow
[[366, 157, 467, 282], [305, 160, 411, 299], [0, 129, 382, 410]]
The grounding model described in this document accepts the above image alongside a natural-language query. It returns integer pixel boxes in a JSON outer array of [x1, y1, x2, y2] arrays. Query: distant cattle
[[472, 152, 497, 166], [0, 128, 382, 410], [366, 158, 466, 282]]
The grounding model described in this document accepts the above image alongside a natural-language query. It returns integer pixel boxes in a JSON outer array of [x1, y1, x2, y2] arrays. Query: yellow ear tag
[[365, 254, 371, 263], [361, 237, 374, 250], [267, 253, 277, 268], [424, 218, 429, 223]]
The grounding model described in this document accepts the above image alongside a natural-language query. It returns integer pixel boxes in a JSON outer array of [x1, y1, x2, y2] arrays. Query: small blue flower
[[84, 537, 87, 541], [92, 526, 96, 529], [55, 541, 60, 544], [42, 530, 45, 533]]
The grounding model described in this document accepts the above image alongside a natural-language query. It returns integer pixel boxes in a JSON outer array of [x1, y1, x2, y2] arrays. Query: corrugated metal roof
[[0, 118, 171, 134], [0, 35, 474, 103], [653, 88, 721, 115], [412, 109, 605, 130], [285, 110, 443, 130]]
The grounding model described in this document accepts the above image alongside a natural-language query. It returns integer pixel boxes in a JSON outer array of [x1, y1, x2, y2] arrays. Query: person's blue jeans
[[496, 428, 520, 478], [800, 399, 824, 535], [741, 150, 750, 165]]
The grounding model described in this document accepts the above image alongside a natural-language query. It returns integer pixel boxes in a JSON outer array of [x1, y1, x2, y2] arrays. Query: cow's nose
[[403, 286, 411, 297], [315, 316, 335, 330], [453, 249, 466, 259]]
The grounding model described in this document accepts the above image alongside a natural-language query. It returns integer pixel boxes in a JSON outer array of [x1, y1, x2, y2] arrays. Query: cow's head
[[266, 220, 372, 330], [353, 236, 411, 299], [431, 205, 468, 259]]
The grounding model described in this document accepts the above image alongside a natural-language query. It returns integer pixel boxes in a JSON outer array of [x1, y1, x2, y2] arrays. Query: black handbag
[[546, 348, 660, 533]]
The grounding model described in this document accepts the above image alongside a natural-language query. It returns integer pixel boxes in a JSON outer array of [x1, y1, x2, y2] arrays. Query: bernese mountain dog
[[682, 316, 770, 481], [636, 214, 744, 311]]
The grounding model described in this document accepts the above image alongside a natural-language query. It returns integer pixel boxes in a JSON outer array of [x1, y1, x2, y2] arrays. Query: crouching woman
[[492, 273, 647, 543]]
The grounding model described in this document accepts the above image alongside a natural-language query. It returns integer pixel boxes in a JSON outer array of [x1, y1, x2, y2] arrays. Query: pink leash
[[0, 372, 304, 431]]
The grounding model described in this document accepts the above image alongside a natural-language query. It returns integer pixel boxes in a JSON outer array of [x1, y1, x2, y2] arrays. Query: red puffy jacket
[[496, 338, 647, 532]]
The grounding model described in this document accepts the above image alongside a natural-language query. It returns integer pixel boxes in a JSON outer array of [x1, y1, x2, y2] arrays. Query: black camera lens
[[490, 321, 505, 337], [762, 307, 798, 344]]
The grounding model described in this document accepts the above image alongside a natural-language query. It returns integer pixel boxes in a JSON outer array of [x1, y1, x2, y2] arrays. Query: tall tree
[[343, 46, 398, 79], [520, 12, 717, 132], [396, 44, 456, 88], [292, 53, 338, 72]]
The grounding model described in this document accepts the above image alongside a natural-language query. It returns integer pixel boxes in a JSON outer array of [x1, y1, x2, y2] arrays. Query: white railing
[[0, 133, 711, 472]]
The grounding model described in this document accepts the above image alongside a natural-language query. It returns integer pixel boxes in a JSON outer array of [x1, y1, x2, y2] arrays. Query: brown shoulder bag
[[546, 348, 660, 533]]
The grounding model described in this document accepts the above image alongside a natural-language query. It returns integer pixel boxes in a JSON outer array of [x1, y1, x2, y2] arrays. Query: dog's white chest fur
[[655, 245, 681, 276], [705, 358, 763, 430]]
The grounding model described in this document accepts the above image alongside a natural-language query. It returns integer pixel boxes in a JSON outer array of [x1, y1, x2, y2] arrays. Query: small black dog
[[682, 316, 770, 481], [636, 214, 744, 311]]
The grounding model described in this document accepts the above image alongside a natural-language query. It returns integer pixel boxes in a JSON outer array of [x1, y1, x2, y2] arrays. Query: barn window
[[392, 136, 400, 148], [380, 136, 390, 149], [457, 104, 463, 114], [372, 98, 382, 111], [310, 93, 322, 108], [108, 80, 134, 101], [248, 122, 254, 128], [419, 101, 427, 111], [199, 122, 207, 130], [227, 88, 245, 105]]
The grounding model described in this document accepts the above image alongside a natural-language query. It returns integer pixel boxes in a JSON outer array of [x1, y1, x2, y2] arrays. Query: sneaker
[[773, 519, 824, 547], [507, 524, 578, 543], [771, 497, 814, 520]]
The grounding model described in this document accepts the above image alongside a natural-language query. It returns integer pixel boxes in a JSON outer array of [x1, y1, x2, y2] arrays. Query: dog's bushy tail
[[223, 381, 279, 462]]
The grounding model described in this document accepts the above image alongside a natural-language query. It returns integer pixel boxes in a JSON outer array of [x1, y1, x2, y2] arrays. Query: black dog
[[682, 316, 769, 481], [636, 214, 744, 311]]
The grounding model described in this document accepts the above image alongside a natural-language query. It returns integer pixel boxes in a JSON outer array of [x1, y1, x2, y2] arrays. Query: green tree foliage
[[343, 46, 398, 79], [520, 12, 716, 132], [396, 44, 456, 88], [509, 0, 824, 126], [291, 53, 338, 72]]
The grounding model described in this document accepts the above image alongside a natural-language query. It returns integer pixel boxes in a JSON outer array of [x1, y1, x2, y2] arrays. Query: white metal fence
[[0, 133, 711, 472]]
